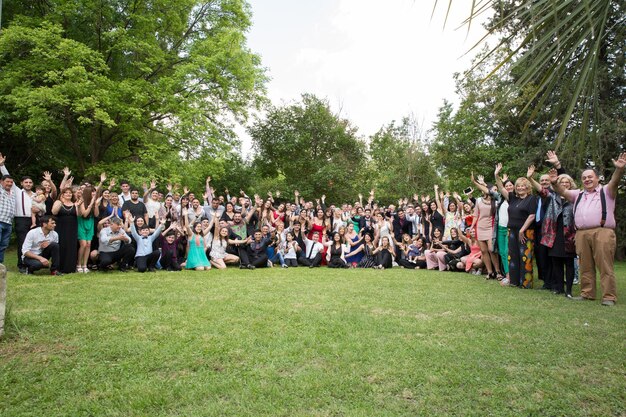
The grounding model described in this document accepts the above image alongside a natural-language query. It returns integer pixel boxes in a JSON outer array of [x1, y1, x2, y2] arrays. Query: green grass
[[1, 250, 625, 417]]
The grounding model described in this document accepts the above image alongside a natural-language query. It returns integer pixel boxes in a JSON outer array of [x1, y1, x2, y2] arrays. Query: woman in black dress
[[51, 187, 78, 274], [373, 236, 395, 269], [325, 232, 349, 268]]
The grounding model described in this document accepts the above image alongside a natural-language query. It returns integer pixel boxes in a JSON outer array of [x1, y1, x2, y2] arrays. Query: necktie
[[536, 198, 542, 222], [308, 242, 314, 259]]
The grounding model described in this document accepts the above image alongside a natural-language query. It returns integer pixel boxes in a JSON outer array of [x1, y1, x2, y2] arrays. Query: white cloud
[[240, 0, 490, 155]]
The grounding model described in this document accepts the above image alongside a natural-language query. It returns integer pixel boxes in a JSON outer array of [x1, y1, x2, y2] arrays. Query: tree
[[249, 94, 367, 203], [0, 0, 266, 176], [368, 117, 439, 203]]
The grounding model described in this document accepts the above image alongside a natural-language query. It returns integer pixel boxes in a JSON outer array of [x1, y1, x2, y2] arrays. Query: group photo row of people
[[0, 151, 623, 306]]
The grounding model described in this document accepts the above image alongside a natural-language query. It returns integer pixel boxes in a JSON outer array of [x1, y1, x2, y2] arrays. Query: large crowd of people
[[0, 151, 623, 306]]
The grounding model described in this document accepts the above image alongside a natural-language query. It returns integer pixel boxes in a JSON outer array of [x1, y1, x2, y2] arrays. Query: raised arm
[[494, 163, 509, 201], [607, 152, 626, 199], [526, 165, 542, 193], [434, 185, 443, 214], [471, 172, 489, 195], [43, 171, 58, 200]]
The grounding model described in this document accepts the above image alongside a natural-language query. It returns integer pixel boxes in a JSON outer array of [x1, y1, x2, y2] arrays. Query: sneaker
[[267, 261, 273, 268], [500, 278, 510, 286], [565, 293, 573, 299], [247, 264, 255, 270], [570, 296, 593, 301], [281, 264, 288, 268], [50, 270, 63, 276], [82, 267, 90, 273], [573, 278, 580, 285], [18, 267, 28, 274], [601, 300, 615, 306], [239, 265, 246, 269]]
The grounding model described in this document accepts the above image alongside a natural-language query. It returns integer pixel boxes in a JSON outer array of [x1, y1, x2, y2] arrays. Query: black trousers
[[228, 245, 250, 266], [284, 258, 298, 267], [135, 250, 160, 272], [250, 254, 268, 268], [551, 256, 575, 294], [24, 243, 60, 273], [298, 253, 322, 267], [534, 224, 552, 287], [160, 249, 181, 271], [375, 250, 393, 269], [15, 217, 31, 269], [328, 258, 349, 268], [397, 258, 422, 269], [99, 245, 135, 270]]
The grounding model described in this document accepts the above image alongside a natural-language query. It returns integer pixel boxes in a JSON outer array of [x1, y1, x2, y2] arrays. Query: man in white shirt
[[0, 154, 34, 273], [298, 231, 324, 267], [22, 215, 62, 275]]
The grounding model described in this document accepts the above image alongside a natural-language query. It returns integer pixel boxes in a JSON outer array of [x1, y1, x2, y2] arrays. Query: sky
[[240, 0, 490, 154]]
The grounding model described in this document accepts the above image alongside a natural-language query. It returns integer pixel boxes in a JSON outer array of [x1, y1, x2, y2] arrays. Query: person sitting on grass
[[130, 216, 164, 272], [21, 215, 62, 276], [457, 228, 484, 276], [159, 222, 184, 272], [210, 218, 250, 270], [298, 230, 324, 268], [98, 217, 134, 272], [247, 229, 272, 268]]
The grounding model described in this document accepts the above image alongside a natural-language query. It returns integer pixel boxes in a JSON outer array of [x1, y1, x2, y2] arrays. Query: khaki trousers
[[575, 228, 617, 302]]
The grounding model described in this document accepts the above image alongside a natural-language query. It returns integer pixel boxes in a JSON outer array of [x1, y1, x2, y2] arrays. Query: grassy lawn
[[1, 250, 625, 417]]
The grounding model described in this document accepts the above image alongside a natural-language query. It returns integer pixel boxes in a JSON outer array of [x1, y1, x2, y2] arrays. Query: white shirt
[[22, 227, 58, 260], [0, 165, 32, 217], [99, 227, 131, 253], [498, 201, 509, 228], [302, 239, 323, 259]]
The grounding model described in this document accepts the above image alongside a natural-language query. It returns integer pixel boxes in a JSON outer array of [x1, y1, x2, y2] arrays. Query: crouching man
[[99, 217, 134, 272], [22, 215, 62, 276]]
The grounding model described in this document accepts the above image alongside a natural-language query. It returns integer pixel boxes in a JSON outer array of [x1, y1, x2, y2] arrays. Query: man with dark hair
[[392, 209, 413, 243], [22, 215, 62, 275], [99, 217, 134, 272], [247, 229, 271, 268], [0, 172, 16, 264], [121, 188, 148, 224], [0, 154, 34, 273], [298, 231, 324, 267]]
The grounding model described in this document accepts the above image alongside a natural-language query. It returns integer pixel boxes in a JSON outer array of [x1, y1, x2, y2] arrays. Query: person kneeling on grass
[[21, 215, 62, 276], [247, 229, 271, 268], [130, 216, 164, 272]]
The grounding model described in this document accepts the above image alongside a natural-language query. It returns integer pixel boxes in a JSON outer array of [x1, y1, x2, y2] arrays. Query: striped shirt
[[0, 186, 16, 224]]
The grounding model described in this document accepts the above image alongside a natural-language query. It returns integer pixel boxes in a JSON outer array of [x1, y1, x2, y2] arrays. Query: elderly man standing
[[553, 152, 625, 306]]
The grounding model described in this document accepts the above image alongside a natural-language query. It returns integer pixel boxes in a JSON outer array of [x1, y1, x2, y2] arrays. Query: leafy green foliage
[[369, 118, 439, 203], [249, 94, 368, 203], [0, 0, 266, 175]]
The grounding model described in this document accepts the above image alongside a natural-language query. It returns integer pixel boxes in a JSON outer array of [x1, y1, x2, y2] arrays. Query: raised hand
[[276, 191, 281, 198], [294, 190, 299, 197], [183, 186, 189, 195], [206, 176, 211, 183], [545, 150, 560, 166], [166, 183, 172, 192], [477, 175, 485, 185], [109, 178, 117, 188], [100, 172, 107, 183], [526, 165, 536, 178], [358, 193, 363, 199], [43, 171, 53, 181], [240, 190, 245, 196], [612, 152, 626, 169], [502, 173, 509, 183], [494, 163, 502, 176], [67, 176, 74, 187], [62, 166, 71, 177], [369, 189, 374, 196], [413, 193, 419, 201], [0, 153, 5, 166], [321, 194, 325, 201], [150, 179, 157, 189]]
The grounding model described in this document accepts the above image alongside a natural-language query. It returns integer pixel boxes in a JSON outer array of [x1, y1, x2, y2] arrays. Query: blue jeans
[[0, 221, 12, 264]]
